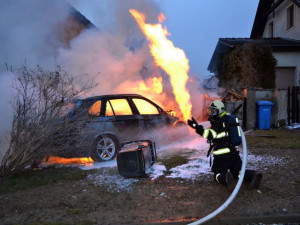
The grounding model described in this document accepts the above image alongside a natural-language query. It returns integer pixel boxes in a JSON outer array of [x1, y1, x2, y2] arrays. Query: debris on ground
[[221, 89, 245, 102]]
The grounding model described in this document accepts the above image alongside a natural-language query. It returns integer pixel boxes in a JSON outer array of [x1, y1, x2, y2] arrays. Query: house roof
[[219, 37, 300, 49], [251, 0, 300, 39], [208, 38, 300, 72], [69, 6, 96, 29]]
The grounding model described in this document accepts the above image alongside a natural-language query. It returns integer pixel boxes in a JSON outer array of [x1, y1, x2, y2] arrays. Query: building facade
[[251, 0, 300, 88], [208, 0, 300, 89]]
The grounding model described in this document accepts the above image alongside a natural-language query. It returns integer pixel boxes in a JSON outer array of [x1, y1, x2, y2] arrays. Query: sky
[[67, 0, 260, 78]]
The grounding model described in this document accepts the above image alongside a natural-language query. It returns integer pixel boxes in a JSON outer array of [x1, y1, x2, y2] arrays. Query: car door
[[130, 97, 171, 130], [102, 98, 144, 140]]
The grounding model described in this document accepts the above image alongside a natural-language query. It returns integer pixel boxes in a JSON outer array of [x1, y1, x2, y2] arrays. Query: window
[[132, 98, 160, 115], [268, 22, 273, 38], [88, 100, 102, 116], [287, 5, 294, 29], [106, 99, 133, 116], [60, 102, 75, 116], [105, 101, 114, 116]]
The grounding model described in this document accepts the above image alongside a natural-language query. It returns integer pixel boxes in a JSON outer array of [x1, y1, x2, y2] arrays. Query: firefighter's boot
[[226, 172, 234, 192], [251, 172, 262, 189]]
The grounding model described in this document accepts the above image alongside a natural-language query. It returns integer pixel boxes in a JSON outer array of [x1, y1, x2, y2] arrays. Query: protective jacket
[[195, 111, 237, 156]]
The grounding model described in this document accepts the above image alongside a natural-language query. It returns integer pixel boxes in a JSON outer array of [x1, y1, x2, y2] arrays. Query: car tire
[[92, 134, 120, 162]]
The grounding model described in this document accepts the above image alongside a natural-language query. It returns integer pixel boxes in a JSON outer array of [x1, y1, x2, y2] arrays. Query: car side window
[[105, 101, 114, 116], [132, 98, 159, 115], [88, 100, 102, 116], [107, 99, 133, 116]]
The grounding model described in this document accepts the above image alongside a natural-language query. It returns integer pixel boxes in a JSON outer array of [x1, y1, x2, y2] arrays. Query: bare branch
[[0, 65, 96, 176]]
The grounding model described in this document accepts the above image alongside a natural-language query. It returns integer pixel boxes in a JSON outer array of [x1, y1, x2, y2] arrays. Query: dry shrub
[[0, 65, 95, 176], [220, 43, 277, 91]]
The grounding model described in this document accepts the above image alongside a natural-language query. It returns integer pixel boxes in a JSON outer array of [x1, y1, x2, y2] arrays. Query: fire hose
[[188, 129, 247, 225]]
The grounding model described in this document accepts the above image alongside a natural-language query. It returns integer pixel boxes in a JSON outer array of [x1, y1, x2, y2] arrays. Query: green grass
[[0, 167, 88, 194], [70, 208, 84, 215], [245, 129, 300, 149]]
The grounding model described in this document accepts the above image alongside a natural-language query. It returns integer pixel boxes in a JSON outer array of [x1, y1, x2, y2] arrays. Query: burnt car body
[[54, 94, 179, 162]]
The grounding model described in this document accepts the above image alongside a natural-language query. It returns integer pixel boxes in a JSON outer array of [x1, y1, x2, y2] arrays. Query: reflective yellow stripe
[[220, 111, 227, 117], [203, 129, 209, 138], [216, 173, 221, 183], [236, 118, 241, 137], [216, 132, 228, 139], [238, 170, 241, 178], [213, 148, 230, 155], [209, 129, 217, 139]]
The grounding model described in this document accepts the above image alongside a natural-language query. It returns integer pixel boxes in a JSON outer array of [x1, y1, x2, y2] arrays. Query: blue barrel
[[256, 101, 274, 130]]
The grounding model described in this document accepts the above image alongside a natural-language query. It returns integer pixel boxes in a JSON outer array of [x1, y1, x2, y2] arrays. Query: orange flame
[[158, 13, 166, 23], [42, 156, 94, 167], [129, 9, 192, 121], [138, 76, 163, 94]]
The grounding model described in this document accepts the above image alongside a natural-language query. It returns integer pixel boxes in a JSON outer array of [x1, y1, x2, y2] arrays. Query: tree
[[219, 43, 277, 91], [0, 65, 95, 176]]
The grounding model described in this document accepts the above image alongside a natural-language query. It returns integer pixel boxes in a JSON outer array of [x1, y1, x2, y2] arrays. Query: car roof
[[80, 94, 145, 102]]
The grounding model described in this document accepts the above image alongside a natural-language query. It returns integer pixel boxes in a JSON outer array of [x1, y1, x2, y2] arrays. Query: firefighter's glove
[[187, 117, 202, 130]]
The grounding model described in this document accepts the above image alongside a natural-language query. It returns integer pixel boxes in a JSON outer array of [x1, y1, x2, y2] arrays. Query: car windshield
[[59, 100, 82, 117]]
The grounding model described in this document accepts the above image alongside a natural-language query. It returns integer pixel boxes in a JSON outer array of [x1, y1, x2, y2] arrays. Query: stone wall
[[245, 88, 287, 130]]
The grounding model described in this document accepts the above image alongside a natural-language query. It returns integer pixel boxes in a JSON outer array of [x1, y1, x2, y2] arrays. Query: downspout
[[188, 129, 247, 225]]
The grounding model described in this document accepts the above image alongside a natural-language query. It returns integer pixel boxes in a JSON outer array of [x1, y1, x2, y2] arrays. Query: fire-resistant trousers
[[212, 152, 255, 185]]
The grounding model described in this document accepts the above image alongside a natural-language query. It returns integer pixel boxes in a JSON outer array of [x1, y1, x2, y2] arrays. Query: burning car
[[52, 94, 182, 162]]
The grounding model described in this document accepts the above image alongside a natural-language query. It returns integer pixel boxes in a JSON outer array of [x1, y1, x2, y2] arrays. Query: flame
[[42, 156, 94, 166], [138, 76, 163, 94], [158, 13, 166, 23], [129, 9, 192, 121]]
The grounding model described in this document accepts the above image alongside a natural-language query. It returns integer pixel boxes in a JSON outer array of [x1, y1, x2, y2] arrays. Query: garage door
[[275, 67, 295, 89]]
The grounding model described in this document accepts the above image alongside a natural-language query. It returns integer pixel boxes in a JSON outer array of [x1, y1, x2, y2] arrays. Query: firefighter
[[187, 100, 262, 190]]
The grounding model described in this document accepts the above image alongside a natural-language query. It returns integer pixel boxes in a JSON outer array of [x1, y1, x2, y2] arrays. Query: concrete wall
[[245, 88, 287, 130]]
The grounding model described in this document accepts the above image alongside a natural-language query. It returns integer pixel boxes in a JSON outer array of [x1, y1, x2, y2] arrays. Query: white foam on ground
[[80, 160, 117, 170], [166, 158, 211, 179], [146, 163, 167, 180], [87, 172, 139, 192], [246, 154, 290, 171], [82, 131, 291, 192], [286, 123, 300, 129]]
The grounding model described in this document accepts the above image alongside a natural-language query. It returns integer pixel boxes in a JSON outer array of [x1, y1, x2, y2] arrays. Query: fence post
[[296, 86, 299, 123], [292, 86, 296, 123], [288, 87, 290, 126], [243, 97, 247, 128]]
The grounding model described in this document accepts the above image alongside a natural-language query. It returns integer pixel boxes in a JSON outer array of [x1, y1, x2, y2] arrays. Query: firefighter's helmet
[[208, 100, 225, 119]]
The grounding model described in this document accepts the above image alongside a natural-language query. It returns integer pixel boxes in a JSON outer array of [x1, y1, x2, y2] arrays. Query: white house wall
[[273, 51, 300, 86], [263, 0, 300, 39]]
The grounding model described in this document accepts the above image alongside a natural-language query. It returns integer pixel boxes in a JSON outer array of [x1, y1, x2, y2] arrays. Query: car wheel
[[92, 135, 120, 162]]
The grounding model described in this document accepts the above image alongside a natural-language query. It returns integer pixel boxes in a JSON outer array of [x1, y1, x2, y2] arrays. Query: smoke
[[0, 0, 72, 70], [0, 0, 209, 159], [58, 1, 165, 97], [58, 0, 188, 114]]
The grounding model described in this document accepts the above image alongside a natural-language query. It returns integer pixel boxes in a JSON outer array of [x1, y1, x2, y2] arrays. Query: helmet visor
[[208, 107, 218, 117]]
